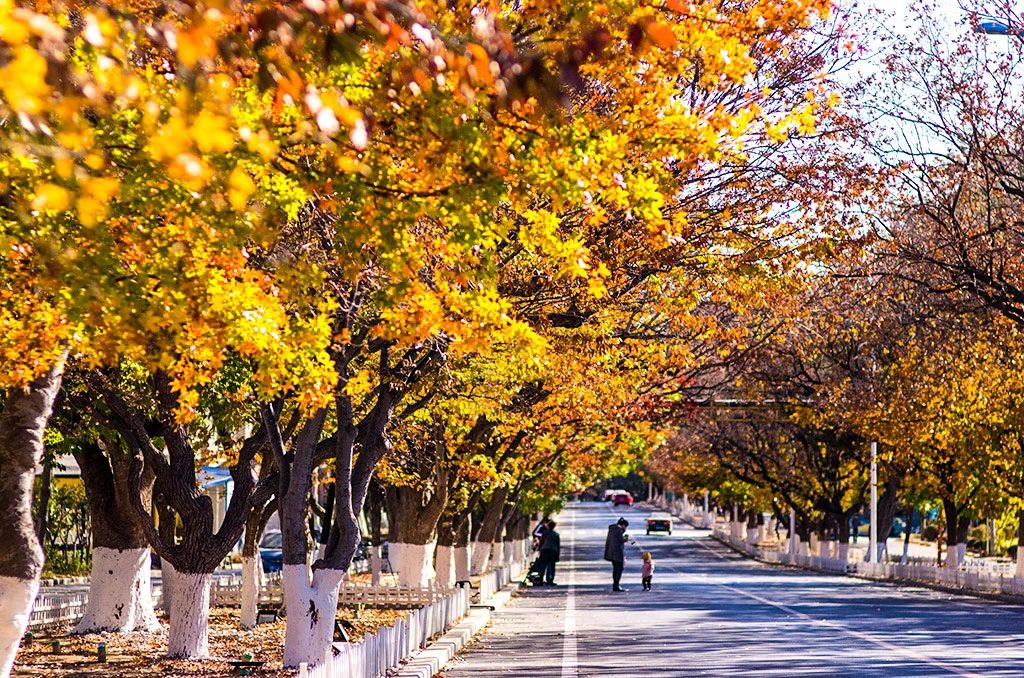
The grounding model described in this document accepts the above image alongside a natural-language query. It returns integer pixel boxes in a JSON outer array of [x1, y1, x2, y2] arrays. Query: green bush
[[42, 483, 91, 576]]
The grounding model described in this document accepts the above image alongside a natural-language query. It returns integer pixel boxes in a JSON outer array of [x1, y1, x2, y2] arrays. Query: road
[[443, 501, 1024, 677]]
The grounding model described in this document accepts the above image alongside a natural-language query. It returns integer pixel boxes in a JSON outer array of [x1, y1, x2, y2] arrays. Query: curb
[[394, 579, 520, 677]]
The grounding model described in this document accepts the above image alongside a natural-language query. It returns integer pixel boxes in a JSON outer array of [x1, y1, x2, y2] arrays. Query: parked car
[[646, 515, 672, 535], [612, 491, 634, 507], [259, 530, 283, 573]]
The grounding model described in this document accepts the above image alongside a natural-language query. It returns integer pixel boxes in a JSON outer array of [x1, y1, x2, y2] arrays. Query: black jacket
[[540, 529, 561, 561], [604, 524, 626, 562]]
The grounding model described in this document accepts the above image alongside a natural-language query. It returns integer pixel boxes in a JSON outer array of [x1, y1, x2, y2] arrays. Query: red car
[[611, 491, 634, 506]]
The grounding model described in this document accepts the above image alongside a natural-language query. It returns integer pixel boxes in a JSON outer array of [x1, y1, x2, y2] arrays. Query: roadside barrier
[[668, 501, 1024, 601], [299, 557, 526, 678], [299, 587, 470, 678]]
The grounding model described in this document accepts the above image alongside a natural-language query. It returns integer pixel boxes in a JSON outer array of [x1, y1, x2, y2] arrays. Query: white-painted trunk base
[[503, 540, 515, 564], [470, 541, 490, 575], [798, 541, 810, 557], [746, 528, 758, 545], [240, 556, 259, 630], [282, 565, 345, 668], [836, 542, 850, 563], [455, 545, 471, 582], [167, 572, 212, 658], [1016, 546, 1024, 578], [946, 543, 961, 569], [75, 547, 158, 634], [435, 545, 456, 589], [818, 541, 829, 559], [956, 543, 967, 565], [0, 576, 38, 678], [809, 534, 820, 553], [389, 542, 436, 588]]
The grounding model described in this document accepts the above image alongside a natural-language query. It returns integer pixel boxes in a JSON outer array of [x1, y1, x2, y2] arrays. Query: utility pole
[[790, 508, 797, 556], [869, 441, 878, 564]]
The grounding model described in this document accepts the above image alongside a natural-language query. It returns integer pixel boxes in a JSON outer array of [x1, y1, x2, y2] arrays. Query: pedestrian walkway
[[443, 502, 1024, 677]]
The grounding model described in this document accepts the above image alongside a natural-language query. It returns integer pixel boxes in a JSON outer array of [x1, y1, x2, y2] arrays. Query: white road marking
[[672, 519, 985, 678], [560, 507, 578, 678]]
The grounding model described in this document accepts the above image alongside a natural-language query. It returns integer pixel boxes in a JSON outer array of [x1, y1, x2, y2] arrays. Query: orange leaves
[[645, 22, 676, 50]]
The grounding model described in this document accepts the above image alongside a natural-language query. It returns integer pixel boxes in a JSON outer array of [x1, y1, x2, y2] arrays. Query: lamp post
[[869, 441, 878, 564]]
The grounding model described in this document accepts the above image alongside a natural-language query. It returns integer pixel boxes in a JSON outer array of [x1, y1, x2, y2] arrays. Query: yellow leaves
[[227, 166, 255, 211], [76, 177, 120, 227], [0, 46, 49, 114], [192, 110, 235, 154], [521, 209, 593, 279], [31, 183, 70, 212]]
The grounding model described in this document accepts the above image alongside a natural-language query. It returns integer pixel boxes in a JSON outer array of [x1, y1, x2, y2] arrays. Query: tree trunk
[[942, 498, 960, 569], [167, 572, 212, 658], [152, 497, 176, 615], [384, 483, 446, 588], [1016, 510, 1024, 578], [282, 565, 345, 668], [435, 518, 456, 590], [85, 372, 274, 659], [876, 475, 901, 562], [240, 499, 274, 630], [74, 440, 159, 634], [0, 360, 65, 678], [77, 547, 159, 634], [471, 489, 508, 575], [746, 509, 759, 545], [240, 555, 260, 631], [454, 516, 472, 582]]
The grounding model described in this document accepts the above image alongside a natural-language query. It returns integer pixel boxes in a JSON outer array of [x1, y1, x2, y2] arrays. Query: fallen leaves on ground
[[14, 606, 408, 677]]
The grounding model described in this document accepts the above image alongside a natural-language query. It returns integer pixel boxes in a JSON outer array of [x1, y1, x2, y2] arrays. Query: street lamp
[[975, 13, 1021, 38], [869, 441, 878, 564]]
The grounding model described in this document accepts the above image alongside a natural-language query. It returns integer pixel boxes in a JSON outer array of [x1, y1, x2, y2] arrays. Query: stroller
[[526, 555, 545, 586]]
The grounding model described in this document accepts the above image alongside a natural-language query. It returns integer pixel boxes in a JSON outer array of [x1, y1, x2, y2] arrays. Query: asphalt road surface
[[443, 501, 1024, 677]]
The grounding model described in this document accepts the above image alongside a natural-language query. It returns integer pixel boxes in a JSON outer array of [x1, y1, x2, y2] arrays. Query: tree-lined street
[[447, 503, 1024, 677]]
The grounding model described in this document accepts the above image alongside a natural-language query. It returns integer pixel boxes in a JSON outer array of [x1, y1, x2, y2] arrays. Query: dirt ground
[[13, 606, 407, 677]]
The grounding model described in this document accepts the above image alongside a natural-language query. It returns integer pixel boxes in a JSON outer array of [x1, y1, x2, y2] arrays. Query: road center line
[[560, 507, 578, 678]]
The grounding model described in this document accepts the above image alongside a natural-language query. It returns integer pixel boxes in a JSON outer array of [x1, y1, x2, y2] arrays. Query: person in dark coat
[[535, 520, 561, 585], [604, 517, 629, 591]]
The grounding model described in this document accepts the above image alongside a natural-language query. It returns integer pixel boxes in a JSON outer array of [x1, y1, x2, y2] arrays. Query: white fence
[[298, 586, 470, 678], [477, 561, 522, 603], [28, 591, 90, 630], [669, 501, 1024, 600], [209, 575, 452, 609]]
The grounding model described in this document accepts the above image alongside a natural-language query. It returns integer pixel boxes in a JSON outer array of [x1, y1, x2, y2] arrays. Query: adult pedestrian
[[535, 520, 561, 585], [604, 517, 629, 592], [532, 516, 550, 551]]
